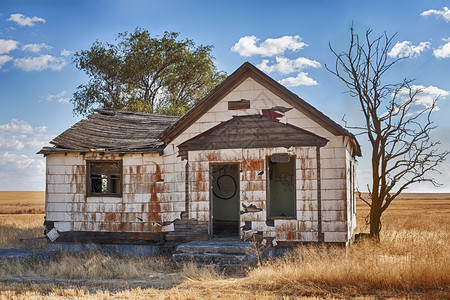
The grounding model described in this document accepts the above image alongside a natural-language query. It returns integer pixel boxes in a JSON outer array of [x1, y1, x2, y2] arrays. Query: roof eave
[[37, 147, 165, 156]]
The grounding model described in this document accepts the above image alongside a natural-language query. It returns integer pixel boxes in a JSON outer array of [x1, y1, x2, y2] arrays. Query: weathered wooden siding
[[46, 152, 184, 235], [188, 147, 319, 242], [164, 77, 354, 244]]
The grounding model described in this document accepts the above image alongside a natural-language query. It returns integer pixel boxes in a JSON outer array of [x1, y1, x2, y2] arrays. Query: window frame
[[86, 160, 123, 197], [266, 154, 297, 220]]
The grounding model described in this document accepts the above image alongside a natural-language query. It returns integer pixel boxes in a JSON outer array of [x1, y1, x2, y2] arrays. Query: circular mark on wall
[[213, 174, 237, 200]]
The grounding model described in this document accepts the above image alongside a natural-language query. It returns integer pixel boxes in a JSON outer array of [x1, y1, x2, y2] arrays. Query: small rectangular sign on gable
[[271, 153, 290, 163], [228, 99, 250, 110]]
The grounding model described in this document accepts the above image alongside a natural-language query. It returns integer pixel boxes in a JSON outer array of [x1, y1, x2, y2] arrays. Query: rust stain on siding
[[73, 165, 86, 195], [117, 219, 127, 231], [105, 212, 116, 222], [206, 151, 220, 161], [136, 165, 141, 176], [298, 221, 306, 232], [191, 163, 207, 203], [286, 231, 296, 240], [245, 181, 264, 191], [241, 160, 264, 172], [148, 162, 163, 230], [277, 222, 297, 241]]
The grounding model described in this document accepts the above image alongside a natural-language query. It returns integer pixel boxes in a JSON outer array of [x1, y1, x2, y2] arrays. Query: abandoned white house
[[39, 62, 361, 247]]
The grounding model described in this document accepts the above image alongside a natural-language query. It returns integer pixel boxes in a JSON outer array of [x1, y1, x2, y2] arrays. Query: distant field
[[357, 193, 450, 225], [0, 191, 44, 214], [359, 192, 450, 201]]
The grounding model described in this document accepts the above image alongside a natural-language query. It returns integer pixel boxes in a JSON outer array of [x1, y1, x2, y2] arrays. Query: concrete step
[[173, 240, 257, 268], [176, 240, 254, 255], [173, 252, 256, 267]]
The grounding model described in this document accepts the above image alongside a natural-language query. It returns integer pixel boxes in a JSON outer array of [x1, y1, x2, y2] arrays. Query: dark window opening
[[268, 156, 296, 218], [87, 161, 122, 197]]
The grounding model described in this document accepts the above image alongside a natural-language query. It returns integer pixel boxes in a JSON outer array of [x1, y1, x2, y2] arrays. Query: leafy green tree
[[72, 28, 226, 116]]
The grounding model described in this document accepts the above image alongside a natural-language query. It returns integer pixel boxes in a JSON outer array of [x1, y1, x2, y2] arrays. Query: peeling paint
[[240, 203, 263, 214]]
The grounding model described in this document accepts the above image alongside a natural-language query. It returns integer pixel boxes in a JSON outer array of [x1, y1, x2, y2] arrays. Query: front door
[[211, 164, 240, 237]]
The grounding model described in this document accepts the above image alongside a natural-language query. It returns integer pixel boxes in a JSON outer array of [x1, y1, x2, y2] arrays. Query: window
[[87, 161, 122, 196], [268, 155, 296, 218]]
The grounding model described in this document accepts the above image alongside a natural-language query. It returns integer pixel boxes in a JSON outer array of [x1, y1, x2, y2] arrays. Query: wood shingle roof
[[38, 109, 179, 155]]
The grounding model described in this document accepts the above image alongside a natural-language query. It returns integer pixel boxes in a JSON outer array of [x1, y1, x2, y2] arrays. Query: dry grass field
[[0, 191, 449, 299], [0, 191, 45, 249], [0, 191, 45, 214]]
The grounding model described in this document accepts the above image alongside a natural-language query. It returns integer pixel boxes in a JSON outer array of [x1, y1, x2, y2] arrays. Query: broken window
[[87, 161, 122, 196], [268, 155, 296, 218]]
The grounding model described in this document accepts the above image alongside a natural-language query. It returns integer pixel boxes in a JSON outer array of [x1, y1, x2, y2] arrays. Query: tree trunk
[[369, 202, 381, 242]]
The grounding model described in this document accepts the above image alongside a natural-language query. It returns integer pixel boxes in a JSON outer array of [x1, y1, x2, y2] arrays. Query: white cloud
[[388, 41, 431, 58], [433, 39, 450, 58], [397, 85, 449, 110], [0, 118, 47, 135], [421, 6, 450, 22], [7, 13, 46, 27], [258, 56, 321, 74], [0, 152, 44, 170], [0, 119, 52, 191], [0, 137, 24, 151], [0, 152, 46, 190], [60, 49, 72, 56], [278, 72, 318, 87], [43, 91, 70, 104], [0, 39, 19, 54], [0, 55, 12, 68], [21, 43, 52, 53], [14, 54, 67, 71], [231, 35, 307, 57]]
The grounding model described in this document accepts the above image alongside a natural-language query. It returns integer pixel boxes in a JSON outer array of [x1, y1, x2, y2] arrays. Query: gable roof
[[161, 62, 361, 156], [38, 109, 179, 155], [178, 115, 329, 159]]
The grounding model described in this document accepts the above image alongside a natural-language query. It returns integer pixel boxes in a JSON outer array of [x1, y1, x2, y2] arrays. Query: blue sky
[[0, 0, 449, 192]]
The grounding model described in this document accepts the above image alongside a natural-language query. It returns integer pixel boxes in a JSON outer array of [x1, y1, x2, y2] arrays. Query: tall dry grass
[[246, 231, 449, 296], [0, 250, 176, 282], [243, 201, 450, 297], [0, 214, 45, 248]]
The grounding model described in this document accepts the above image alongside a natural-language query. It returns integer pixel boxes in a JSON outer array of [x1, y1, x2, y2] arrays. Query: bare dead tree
[[327, 26, 449, 241]]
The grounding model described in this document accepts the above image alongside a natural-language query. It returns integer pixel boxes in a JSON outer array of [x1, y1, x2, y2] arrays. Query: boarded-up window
[[87, 161, 122, 197], [268, 156, 295, 218]]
